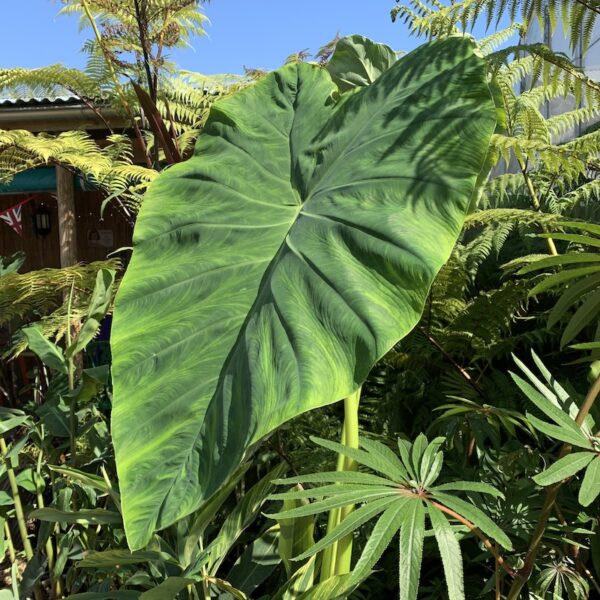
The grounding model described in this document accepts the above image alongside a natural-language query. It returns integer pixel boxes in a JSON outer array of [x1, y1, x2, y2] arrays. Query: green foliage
[[110, 36, 496, 549], [270, 434, 508, 600], [512, 353, 600, 507], [391, 0, 600, 53], [4, 2, 600, 597], [326, 34, 397, 91], [0, 259, 120, 357]]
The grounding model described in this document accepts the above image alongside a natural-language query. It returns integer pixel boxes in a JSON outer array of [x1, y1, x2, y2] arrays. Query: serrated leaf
[[399, 499, 425, 600], [267, 488, 397, 520], [432, 481, 504, 498], [398, 439, 418, 481], [428, 504, 464, 600], [411, 434, 428, 478], [533, 452, 595, 487], [278, 490, 314, 576], [360, 437, 410, 482], [346, 499, 408, 588], [273, 471, 396, 487], [431, 492, 512, 550], [311, 437, 404, 481], [293, 495, 397, 561], [271, 482, 395, 501], [419, 437, 445, 485], [578, 456, 600, 507]]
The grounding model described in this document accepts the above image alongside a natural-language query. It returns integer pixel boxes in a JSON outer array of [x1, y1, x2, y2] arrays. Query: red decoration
[[0, 196, 35, 236]]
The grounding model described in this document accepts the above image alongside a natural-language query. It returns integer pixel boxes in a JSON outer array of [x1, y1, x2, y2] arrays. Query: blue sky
[[0, 1, 509, 75]]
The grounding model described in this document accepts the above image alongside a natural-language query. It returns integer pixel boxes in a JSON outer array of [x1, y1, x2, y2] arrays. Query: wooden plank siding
[[0, 191, 133, 271]]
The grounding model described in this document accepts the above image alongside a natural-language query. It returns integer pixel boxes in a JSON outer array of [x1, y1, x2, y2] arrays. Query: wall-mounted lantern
[[33, 204, 51, 236]]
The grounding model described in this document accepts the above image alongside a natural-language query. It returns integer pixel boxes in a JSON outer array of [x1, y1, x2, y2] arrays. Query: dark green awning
[[0, 168, 86, 194]]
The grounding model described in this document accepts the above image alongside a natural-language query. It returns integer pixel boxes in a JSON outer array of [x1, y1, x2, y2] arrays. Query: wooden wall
[[0, 192, 133, 272]]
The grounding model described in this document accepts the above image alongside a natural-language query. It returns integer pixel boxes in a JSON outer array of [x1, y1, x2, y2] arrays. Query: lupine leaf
[[428, 504, 464, 600], [346, 499, 408, 588], [526, 413, 591, 448], [292, 495, 398, 561], [273, 471, 396, 487], [411, 434, 428, 478], [267, 488, 397, 520], [431, 492, 512, 550], [510, 372, 581, 433], [270, 483, 395, 501], [432, 481, 504, 498], [533, 452, 595, 487], [399, 499, 425, 600], [311, 437, 405, 480], [360, 437, 410, 482], [579, 456, 600, 506]]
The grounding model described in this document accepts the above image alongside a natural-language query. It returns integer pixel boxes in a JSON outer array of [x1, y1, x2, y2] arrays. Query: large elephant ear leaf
[[111, 36, 496, 549], [327, 34, 398, 91]]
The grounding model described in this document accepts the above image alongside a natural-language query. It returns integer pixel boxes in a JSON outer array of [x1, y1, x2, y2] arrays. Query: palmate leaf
[[312, 436, 408, 482], [430, 492, 513, 550], [272, 435, 506, 599], [510, 371, 582, 435], [111, 36, 496, 548]]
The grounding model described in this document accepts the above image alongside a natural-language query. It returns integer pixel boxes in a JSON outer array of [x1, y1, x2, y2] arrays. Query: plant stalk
[[80, 0, 153, 168], [0, 436, 34, 560], [4, 520, 16, 563], [35, 439, 57, 594], [517, 158, 558, 256], [334, 390, 361, 575], [506, 374, 600, 599], [320, 387, 361, 581], [431, 500, 515, 578], [66, 279, 77, 467]]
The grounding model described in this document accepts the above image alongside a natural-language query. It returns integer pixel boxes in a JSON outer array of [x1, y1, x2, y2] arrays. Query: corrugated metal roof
[[0, 96, 84, 108]]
